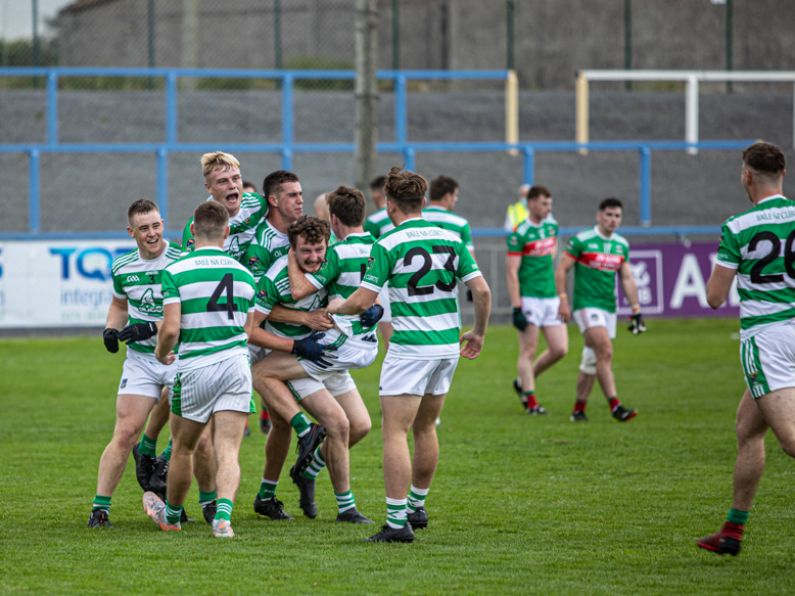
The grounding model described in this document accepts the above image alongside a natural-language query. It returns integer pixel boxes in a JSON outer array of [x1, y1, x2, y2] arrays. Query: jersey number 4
[[207, 273, 238, 320], [405, 246, 456, 296], [748, 230, 795, 284]]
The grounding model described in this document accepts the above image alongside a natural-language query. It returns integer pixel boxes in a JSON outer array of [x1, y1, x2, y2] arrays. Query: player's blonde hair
[[201, 151, 240, 179]]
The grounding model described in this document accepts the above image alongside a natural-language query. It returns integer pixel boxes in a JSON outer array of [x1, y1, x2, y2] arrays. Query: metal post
[[29, 149, 41, 235], [166, 73, 178, 144], [32, 0, 39, 88], [46, 71, 57, 145], [156, 147, 169, 225], [395, 74, 407, 146], [639, 146, 651, 226], [282, 73, 294, 169], [181, 0, 199, 90], [147, 0, 156, 89], [725, 0, 733, 93], [355, 0, 378, 192], [274, 0, 282, 69], [522, 146, 535, 186], [624, 0, 632, 91], [575, 71, 589, 155], [506, 0, 515, 70], [686, 75, 699, 155], [391, 0, 399, 70], [403, 146, 415, 171]]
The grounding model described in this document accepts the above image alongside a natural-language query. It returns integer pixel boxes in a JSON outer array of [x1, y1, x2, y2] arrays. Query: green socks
[[290, 412, 312, 437], [302, 447, 326, 480], [92, 494, 111, 512], [258, 478, 278, 500], [199, 490, 217, 507], [335, 490, 356, 514], [138, 434, 157, 457], [165, 501, 183, 525], [160, 439, 172, 462], [727, 508, 749, 525], [386, 497, 408, 529], [407, 485, 429, 514], [215, 498, 233, 521]]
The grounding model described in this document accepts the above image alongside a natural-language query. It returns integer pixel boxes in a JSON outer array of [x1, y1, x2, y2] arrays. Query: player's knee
[[349, 416, 372, 445], [549, 344, 568, 361], [325, 413, 350, 441]]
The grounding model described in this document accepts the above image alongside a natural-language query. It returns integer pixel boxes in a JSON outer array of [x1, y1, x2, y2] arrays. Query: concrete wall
[[50, 0, 795, 87]]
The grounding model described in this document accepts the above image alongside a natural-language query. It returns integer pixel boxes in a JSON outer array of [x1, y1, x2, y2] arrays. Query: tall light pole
[[354, 0, 378, 192]]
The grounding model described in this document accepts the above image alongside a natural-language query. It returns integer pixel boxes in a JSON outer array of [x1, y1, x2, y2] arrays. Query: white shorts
[[573, 308, 616, 339], [379, 284, 392, 324], [171, 354, 254, 423], [740, 323, 795, 399], [520, 296, 563, 328], [289, 340, 378, 399], [249, 344, 269, 366], [118, 351, 176, 399], [379, 352, 459, 397]]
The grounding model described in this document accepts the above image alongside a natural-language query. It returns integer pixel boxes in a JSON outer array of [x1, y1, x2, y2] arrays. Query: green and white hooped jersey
[[161, 247, 256, 370], [181, 192, 268, 264], [422, 205, 474, 252], [255, 255, 328, 341], [111, 241, 183, 357], [361, 218, 482, 359], [506, 216, 559, 298], [716, 194, 795, 336], [565, 226, 630, 313], [307, 232, 378, 342], [364, 207, 394, 239], [244, 218, 290, 285]]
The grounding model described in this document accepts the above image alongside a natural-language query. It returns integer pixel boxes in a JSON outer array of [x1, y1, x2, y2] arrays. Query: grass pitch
[[2, 320, 794, 594]]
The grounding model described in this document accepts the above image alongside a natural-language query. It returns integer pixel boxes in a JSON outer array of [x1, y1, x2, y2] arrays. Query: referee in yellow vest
[[504, 184, 531, 232]]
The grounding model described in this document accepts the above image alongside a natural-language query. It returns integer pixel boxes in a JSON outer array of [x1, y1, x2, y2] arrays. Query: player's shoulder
[[264, 253, 289, 281], [111, 248, 140, 273], [164, 243, 184, 260], [574, 227, 597, 242], [611, 231, 629, 248]]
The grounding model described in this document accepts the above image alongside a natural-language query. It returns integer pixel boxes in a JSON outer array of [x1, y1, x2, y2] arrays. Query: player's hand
[[103, 328, 120, 353], [359, 304, 384, 327], [460, 330, 484, 360], [304, 308, 335, 331], [292, 332, 329, 363], [558, 301, 571, 323], [157, 351, 177, 365], [628, 313, 646, 335], [511, 307, 528, 332], [119, 321, 158, 343]]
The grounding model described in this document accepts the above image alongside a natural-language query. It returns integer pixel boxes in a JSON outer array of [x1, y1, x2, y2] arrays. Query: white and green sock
[[199, 489, 217, 508], [335, 490, 356, 514], [92, 494, 111, 512], [290, 412, 312, 437], [258, 478, 278, 500], [215, 498, 233, 521], [407, 485, 428, 514], [386, 497, 408, 529], [165, 501, 183, 525], [302, 447, 326, 480]]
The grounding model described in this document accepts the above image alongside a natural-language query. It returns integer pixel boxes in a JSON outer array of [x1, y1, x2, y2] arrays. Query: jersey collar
[[757, 193, 785, 205]]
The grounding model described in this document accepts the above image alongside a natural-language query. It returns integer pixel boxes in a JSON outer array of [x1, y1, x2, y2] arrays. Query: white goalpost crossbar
[[576, 70, 795, 154]]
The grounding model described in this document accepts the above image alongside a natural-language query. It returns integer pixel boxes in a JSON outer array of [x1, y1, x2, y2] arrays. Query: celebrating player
[[328, 167, 492, 543]]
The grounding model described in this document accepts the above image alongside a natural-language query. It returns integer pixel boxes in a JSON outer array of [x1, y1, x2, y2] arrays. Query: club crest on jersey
[[138, 288, 162, 315]]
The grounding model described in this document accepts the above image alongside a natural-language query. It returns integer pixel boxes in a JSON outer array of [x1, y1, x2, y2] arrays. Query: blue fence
[[0, 67, 752, 241]]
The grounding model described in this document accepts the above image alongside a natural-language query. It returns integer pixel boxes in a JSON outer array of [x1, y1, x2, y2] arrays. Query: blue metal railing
[[0, 67, 751, 240]]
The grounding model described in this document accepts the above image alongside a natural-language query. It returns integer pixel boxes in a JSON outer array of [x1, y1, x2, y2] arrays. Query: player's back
[[161, 247, 256, 369], [717, 195, 795, 333], [363, 218, 481, 359]]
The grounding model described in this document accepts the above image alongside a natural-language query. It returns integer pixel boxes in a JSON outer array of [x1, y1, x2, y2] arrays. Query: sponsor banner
[[0, 240, 136, 328], [616, 242, 739, 317]]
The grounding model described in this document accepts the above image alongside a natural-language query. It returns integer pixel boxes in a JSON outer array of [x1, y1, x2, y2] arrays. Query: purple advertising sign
[[616, 242, 740, 318]]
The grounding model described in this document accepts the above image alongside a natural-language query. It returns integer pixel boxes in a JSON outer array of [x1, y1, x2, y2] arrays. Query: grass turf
[[1, 320, 794, 594]]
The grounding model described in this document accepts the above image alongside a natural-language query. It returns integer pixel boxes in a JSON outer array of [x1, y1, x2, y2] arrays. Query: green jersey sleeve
[[565, 235, 583, 258], [716, 222, 740, 269], [181, 218, 195, 252], [506, 230, 522, 254], [254, 275, 279, 315], [361, 242, 392, 291], [307, 247, 340, 289], [160, 269, 179, 302], [456, 243, 481, 280]]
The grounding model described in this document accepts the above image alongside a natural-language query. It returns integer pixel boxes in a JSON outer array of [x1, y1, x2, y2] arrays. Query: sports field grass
[[2, 319, 794, 594]]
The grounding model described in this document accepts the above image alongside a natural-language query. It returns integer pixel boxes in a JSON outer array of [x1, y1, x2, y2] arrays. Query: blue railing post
[[165, 72, 178, 144], [28, 149, 41, 234], [282, 73, 294, 170], [46, 70, 58, 146], [639, 145, 652, 226], [521, 146, 535, 186], [395, 74, 407, 146], [156, 147, 169, 225], [403, 146, 415, 170]]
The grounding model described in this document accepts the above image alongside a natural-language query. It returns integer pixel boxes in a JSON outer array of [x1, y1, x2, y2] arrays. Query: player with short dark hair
[[697, 141, 795, 556], [144, 200, 258, 538], [555, 197, 644, 423], [88, 199, 183, 528], [328, 167, 492, 543]]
